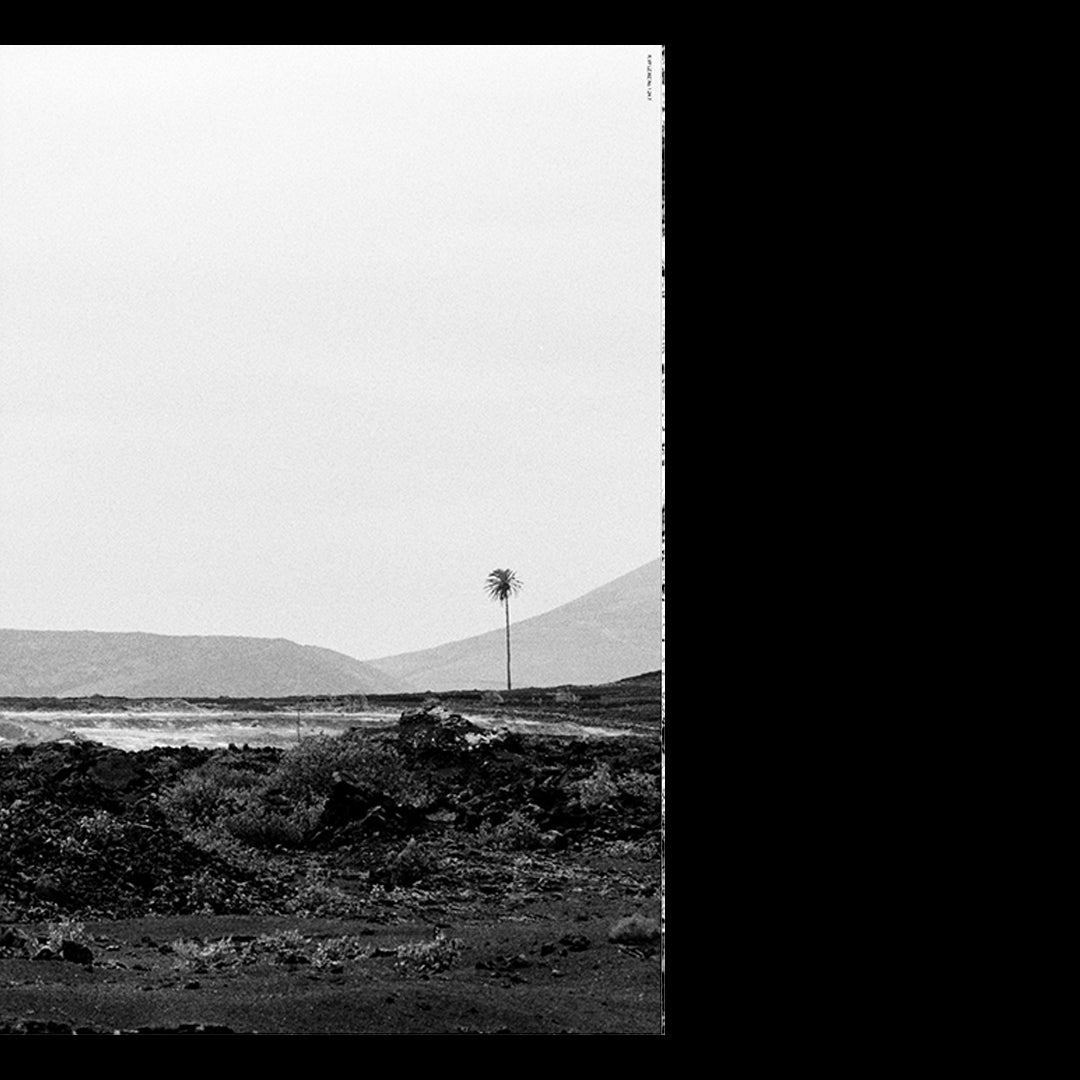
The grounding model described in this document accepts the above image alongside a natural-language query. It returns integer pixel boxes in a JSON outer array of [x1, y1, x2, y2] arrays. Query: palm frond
[[485, 568, 523, 601]]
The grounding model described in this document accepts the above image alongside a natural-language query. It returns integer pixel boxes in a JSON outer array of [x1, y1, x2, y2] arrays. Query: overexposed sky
[[0, 45, 662, 659]]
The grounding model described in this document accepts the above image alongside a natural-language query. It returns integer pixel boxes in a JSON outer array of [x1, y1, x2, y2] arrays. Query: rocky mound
[[0, 742, 283, 920], [0, 716, 660, 921]]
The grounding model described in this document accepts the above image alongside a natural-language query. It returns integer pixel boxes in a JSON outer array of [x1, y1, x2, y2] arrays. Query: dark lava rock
[[60, 939, 94, 964], [33, 874, 68, 904], [315, 780, 418, 841], [476, 952, 532, 972], [396, 706, 479, 755], [0, 720, 659, 921], [559, 933, 591, 952], [0, 926, 33, 953], [0, 743, 289, 919], [87, 751, 144, 795]]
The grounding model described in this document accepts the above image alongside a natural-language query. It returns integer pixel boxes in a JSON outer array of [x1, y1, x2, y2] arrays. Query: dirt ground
[[2, 882, 660, 1034]]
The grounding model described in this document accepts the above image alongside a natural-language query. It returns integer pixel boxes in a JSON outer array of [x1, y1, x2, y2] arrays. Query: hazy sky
[[1, 45, 662, 659]]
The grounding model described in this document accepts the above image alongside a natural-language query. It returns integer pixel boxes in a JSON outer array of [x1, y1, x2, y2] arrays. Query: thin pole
[[505, 596, 512, 691]]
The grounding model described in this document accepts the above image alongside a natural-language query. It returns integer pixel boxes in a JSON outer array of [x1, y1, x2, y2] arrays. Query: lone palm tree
[[485, 568, 523, 691]]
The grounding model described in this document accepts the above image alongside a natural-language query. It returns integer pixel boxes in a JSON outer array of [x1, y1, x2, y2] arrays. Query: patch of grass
[[171, 936, 245, 971], [171, 930, 374, 972], [395, 933, 463, 974], [311, 936, 373, 969], [222, 803, 322, 849], [254, 929, 310, 964], [157, 764, 264, 831]]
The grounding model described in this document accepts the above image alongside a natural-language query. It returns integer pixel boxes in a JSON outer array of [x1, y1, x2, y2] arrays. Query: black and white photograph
[[0, 44, 664, 1034]]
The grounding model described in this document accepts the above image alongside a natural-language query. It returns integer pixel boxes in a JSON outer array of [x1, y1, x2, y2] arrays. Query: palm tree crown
[[484, 568, 523, 604], [485, 569, 522, 691]]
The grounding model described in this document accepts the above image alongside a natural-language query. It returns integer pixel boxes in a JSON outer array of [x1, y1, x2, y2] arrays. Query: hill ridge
[[0, 628, 403, 697], [366, 559, 661, 691]]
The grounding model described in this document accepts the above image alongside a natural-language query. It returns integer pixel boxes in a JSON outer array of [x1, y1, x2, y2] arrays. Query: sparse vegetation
[[380, 838, 437, 886], [45, 917, 89, 953], [0, 692, 661, 1032], [477, 810, 544, 852], [157, 734, 423, 852], [608, 914, 660, 946], [310, 936, 373, 969], [170, 930, 376, 972], [573, 762, 620, 809], [395, 934, 463, 974]]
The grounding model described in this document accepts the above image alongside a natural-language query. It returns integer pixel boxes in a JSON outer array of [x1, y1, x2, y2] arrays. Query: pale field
[[0, 710, 634, 750]]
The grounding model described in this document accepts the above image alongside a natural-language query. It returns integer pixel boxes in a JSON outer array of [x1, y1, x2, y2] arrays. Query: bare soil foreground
[[0, 675, 663, 1034]]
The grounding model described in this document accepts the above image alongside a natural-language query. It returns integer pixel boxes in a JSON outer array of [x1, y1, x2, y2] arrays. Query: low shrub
[[171, 936, 244, 971], [45, 917, 89, 954], [157, 763, 265, 830], [158, 734, 425, 853], [178, 827, 273, 872], [170, 929, 376, 972], [311, 936, 372, 969], [281, 871, 364, 918], [395, 934, 462, 974], [607, 914, 660, 945], [255, 929, 310, 964], [71, 810, 127, 845], [222, 803, 322, 849], [380, 838, 437, 886], [572, 763, 619, 810], [616, 770, 661, 809], [269, 734, 415, 805], [477, 810, 544, 852], [185, 868, 243, 915]]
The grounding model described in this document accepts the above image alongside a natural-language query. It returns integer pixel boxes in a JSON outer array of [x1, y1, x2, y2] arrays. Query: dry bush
[[608, 914, 660, 945], [270, 734, 411, 804], [158, 763, 265, 828], [381, 838, 437, 886], [159, 734, 421, 852], [477, 810, 544, 851], [572, 763, 620, 809], [311, 936, 373, 969], [395, 934, 462, 974]]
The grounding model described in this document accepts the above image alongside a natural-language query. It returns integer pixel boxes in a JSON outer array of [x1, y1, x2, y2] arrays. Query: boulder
[[60, 939, 94, 964], [396, 706, 479, 755]]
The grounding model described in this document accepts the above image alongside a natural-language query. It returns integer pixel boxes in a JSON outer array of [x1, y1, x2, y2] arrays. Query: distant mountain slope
[[367, 560, 662, 692], [0, 630, 405, 697]]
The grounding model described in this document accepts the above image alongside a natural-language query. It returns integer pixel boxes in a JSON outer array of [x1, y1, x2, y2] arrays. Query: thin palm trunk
[[486, 568, 521, 693], [505, 596, 512, 691]]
